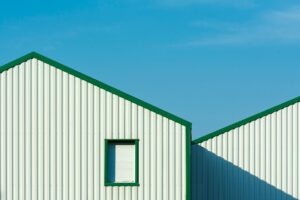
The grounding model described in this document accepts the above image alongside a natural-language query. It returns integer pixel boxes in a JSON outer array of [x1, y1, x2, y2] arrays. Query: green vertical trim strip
[[104, 139, 109, 185], [186, 125, 191, 200], [135, 140, 139, 184]]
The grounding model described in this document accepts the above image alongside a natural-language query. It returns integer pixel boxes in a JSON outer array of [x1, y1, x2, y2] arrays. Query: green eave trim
[[0, 51, 191, 127], [193, 96, 300, 144]]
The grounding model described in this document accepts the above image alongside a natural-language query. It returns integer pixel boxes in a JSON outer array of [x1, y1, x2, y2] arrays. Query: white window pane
[[108, 142, 135, 183]]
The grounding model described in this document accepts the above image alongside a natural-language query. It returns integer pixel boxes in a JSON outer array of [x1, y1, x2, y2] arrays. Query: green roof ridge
[[193, 96, 300, 144], [0, 52, 192, 127]]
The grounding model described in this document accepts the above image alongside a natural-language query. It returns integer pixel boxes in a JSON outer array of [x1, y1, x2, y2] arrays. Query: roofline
[[193, 96, 300, 144], [0, 51, 192, 128]]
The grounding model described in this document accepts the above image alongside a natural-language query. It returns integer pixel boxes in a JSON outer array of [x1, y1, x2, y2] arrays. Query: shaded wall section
[[192, 145, 296, 200]]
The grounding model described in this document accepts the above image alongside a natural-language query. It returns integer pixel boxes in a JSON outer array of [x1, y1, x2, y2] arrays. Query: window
[[104, 139, 139, 186]]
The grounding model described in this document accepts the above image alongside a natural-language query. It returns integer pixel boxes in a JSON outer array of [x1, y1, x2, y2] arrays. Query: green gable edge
[[193, 96, 300, 144], [0, 51, 192, 128]]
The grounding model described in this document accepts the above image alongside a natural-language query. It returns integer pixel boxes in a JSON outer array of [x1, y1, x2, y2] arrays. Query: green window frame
[[104, 139, 139, 187]]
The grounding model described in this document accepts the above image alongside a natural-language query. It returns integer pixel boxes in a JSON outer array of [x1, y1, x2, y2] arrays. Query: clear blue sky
[[1, 0, 300, 139]]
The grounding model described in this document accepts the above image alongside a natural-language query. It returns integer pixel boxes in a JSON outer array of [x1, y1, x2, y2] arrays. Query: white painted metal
[[192, 103, 300, 200], [0, 58, 187, 200]]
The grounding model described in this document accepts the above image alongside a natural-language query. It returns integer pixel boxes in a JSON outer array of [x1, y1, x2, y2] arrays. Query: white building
[[192, 97, 300, 200], [0, 52, 192, 200], [3, 52, 300, 200]]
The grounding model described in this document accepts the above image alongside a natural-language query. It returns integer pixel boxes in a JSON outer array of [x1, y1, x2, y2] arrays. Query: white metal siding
[[192, 103, 300, 200], [0, 58, 187, 200]]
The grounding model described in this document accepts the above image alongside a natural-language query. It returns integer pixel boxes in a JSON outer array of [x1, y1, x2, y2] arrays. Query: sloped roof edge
[[0, 51, 192, 128], [193, 96, 300, 144]]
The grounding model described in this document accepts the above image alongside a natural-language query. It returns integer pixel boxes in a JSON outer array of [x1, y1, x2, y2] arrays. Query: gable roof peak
[[0, 51, 192, 128]]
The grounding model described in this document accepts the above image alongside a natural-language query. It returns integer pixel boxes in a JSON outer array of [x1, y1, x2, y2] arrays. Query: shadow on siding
[[191, 145, 296, 200]]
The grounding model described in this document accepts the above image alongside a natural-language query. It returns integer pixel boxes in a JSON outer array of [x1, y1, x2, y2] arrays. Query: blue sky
[[1, 0, 300, 139]]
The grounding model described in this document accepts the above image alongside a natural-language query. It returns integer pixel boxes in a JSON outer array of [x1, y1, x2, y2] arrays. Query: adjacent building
[[192, 97, 300, 200]]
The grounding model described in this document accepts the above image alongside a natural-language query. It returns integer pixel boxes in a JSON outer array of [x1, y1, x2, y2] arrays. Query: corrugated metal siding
[[0, 58, 187, 200], [192, 103, 300, 200]]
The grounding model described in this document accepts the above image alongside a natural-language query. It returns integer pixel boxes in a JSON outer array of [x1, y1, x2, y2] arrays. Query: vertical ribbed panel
[[0, 58, 187, 200], [192, 103, 300, 200]]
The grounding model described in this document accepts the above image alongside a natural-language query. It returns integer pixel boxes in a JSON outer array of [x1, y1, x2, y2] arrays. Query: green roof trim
[[193, 96, 300, 144], [0, 51, 192, 127]]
